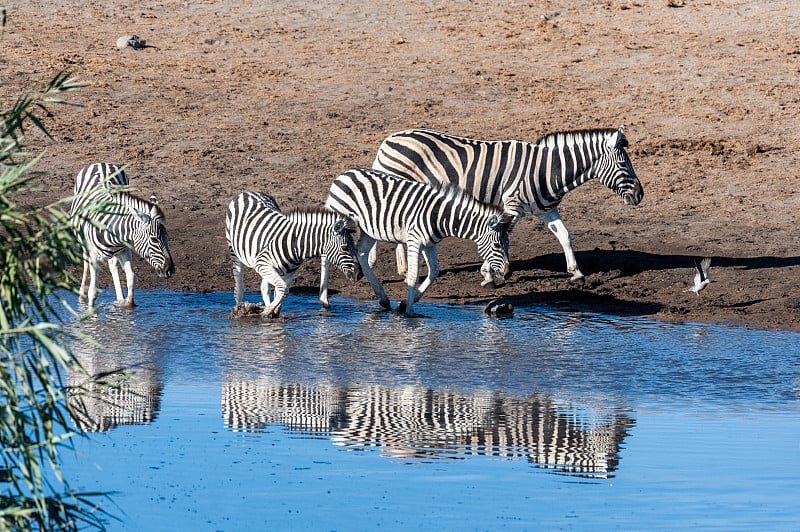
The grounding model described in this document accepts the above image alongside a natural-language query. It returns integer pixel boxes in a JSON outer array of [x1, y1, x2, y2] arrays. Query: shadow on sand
[[451, 249, 800, 318]]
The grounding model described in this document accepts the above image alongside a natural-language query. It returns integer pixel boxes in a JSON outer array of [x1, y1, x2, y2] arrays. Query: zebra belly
[[247, 251, 300, 278]]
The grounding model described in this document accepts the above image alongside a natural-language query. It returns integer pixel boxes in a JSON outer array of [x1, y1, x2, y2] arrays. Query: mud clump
[[229, 302, 263, 319]]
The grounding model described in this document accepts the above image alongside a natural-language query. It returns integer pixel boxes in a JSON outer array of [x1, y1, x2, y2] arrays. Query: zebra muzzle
[[480, 262, 509, 287], [160, 260, 175, 278], [344, 265, 362, 283], [622, 185, 644, 206]]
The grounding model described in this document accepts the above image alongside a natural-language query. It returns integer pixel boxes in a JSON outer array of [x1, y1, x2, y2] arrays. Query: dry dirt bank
[[3, 0, 799, 330]]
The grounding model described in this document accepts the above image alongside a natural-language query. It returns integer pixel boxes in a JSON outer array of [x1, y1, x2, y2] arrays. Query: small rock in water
[[484, 298, 514, 317], [229, 301, 263, 319], [116, 35, 148, 50]]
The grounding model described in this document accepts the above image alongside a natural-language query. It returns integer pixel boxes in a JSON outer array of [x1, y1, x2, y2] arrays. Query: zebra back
[[325, 168, 509, 245], [71, 162, 129, 214], [373, 127, 643, 216]]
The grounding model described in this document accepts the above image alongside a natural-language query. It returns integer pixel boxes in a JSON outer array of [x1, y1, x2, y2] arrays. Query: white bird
[[686, 257, 711, 294]]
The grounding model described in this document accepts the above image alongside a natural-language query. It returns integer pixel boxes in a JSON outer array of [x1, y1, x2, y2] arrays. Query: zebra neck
[[522, 144, 601, 209], [101, 193, 150, 230]]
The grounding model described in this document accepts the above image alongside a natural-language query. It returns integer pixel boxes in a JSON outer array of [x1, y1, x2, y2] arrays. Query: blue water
[[59, 289, 800, 531]]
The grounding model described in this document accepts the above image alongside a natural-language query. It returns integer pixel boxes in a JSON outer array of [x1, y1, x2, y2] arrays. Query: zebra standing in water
[[324, 168, 512, 317], [71, 163, 175, 308], [225, 192, 361, 318], [373, 126, 644, 284]]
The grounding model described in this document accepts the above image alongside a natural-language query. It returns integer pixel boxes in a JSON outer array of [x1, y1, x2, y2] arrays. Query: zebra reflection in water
[[221, 381, 634, 477], [68, 311, 164, 432]]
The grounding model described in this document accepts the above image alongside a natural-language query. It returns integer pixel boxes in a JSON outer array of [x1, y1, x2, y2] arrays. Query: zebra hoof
[[569, 274, 586, 286], [379, 298, 392, 310], [120, 299, 136, 309], [397, 301, 418, 317]]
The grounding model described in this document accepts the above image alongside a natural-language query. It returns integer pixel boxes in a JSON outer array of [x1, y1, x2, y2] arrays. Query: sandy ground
[[3, 0, 799, 331]]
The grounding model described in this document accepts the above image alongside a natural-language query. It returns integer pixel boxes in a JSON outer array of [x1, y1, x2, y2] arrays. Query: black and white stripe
[[324, 168, 512, 316], [221, 381, 633, 476], [71, 163, 174, 308], [373, 127, 644, 283], [225, 191, 360, 317]]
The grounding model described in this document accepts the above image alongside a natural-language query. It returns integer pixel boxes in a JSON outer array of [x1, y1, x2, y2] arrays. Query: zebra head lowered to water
[[372, 126, 644, 285], [225, 192, 361, 318], [71, 163, 175, 309], [324, 168, 513, 317]]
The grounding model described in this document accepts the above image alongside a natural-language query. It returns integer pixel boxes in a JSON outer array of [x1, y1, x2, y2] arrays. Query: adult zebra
[[372, 126, 644, 284], [324, 168, 512, 317], [225, 191, 361, 318], [71, 163, 175, 308]]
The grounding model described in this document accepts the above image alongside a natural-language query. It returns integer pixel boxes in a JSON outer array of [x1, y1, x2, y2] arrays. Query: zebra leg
[[403, 242, 423, 316], [541, 209, 585, 284], [357, 235, 391, 310], [108, 255, 125, 302], [86, 258, 101, 308], [78, 259, 90, 303], [259, 268, 290, 318], [119, 250, 137, 308], [367, 242, 377, 269], [414, 243, 440, 302], [231, 252, 245, 304], [319, 254, 331, 309], [258, 275, 273, 309], [395, 243, 408, 278]]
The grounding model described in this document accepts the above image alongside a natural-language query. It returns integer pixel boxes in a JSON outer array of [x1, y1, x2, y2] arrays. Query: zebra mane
[[534, 128, 624, 149], [285, 205, 332, 214], [115, 191, 166, 218], [284, 206, 348, 226]]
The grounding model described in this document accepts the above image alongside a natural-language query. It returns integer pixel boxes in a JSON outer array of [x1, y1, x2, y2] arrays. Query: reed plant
[[0, 62, 115, 530]]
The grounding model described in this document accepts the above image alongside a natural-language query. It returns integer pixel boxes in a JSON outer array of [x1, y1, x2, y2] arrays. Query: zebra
[[372, 126, 644, 284], [71, 163, 175, 308], [324, 168, 513, 317], [225, 191, 361, 318]]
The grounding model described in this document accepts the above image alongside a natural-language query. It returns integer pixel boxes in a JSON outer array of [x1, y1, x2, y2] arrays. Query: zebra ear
[[129, 205, 152, 223], [149, 194, 159, 205], [608, 125, 626, 149], [333, 219, 347, 233]]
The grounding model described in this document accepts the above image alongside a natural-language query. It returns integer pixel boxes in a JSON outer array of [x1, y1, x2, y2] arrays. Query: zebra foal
[[324, 168, 512, 317], [71, 163, 175, 308], [373, 126, 644, 284], [225, 192, 361, 318]]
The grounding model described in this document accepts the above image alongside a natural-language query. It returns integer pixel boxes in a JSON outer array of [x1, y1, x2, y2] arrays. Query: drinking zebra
[[225, 191, 361, 318], [372, 126, 644, 284], [71, 163, 175, 308], [324, 168, 512, 317]]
